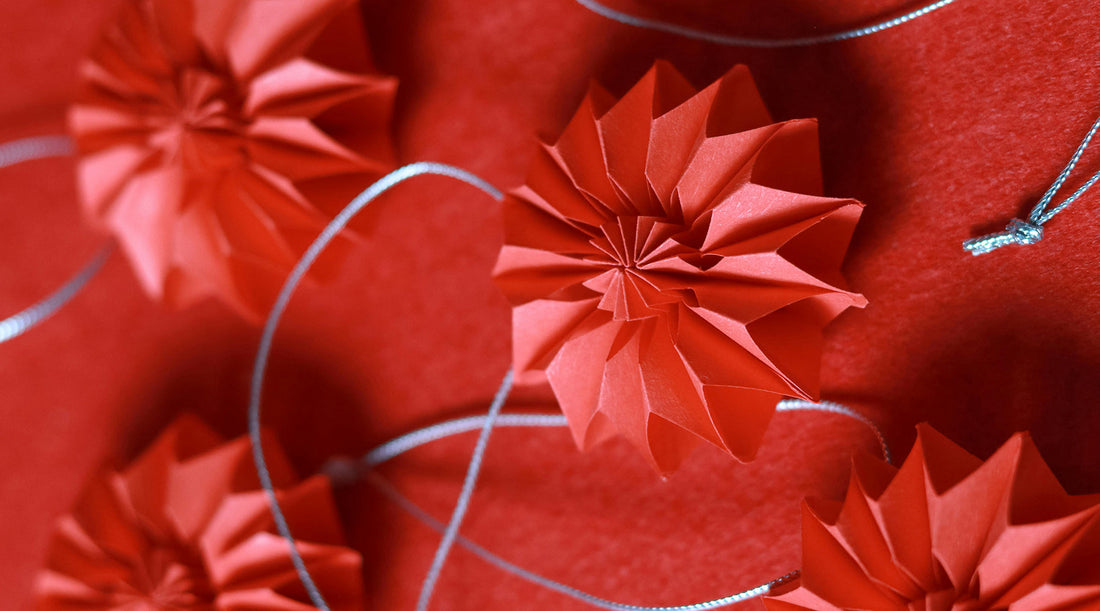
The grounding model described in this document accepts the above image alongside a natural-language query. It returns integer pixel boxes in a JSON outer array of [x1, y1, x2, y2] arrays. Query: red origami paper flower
[[765, 425, 1100, 611], [35, 415, 364, 610], [493, 62, 866, 472], [70, 0, 397, 316]]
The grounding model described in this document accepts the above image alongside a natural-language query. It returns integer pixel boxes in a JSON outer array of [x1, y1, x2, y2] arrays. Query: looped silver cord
[[416, 369, 513, 611], [321, 397, 891, 610], [357, 413, 570, 468], [776, 398, 892, 465], [0, 134, 72, 166], [337, 398, 891, 471], [365, 470, 800, 611], [0, 135, 113, 344], [248, 162, 504, 611], [964, 114, 1100, 255], [248, 164, 893, 610], [0, 247, 113, 344], [572, 0, 958, 48]]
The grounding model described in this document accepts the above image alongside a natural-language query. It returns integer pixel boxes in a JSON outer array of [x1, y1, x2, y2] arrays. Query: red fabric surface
[[1, 1, 1098, 609]]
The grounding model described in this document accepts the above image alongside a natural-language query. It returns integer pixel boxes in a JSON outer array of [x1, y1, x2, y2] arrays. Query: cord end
[[963, 219, 1043, 256]]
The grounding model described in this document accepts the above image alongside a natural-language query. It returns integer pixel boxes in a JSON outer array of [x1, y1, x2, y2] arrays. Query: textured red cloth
[[1, 0, 1099, 610]]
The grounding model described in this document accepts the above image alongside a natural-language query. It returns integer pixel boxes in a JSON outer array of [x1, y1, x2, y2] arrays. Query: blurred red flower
[[35, 415, 364, 610], [70, 0, 397, 317]]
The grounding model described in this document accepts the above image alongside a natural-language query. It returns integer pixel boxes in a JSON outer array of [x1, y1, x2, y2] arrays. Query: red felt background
[[1, 0, 1098, 609]]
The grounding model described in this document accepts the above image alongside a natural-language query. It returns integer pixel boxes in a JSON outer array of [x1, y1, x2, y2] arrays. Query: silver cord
[[416, 369, 513, 611], [572, 0, 958, 48], [356, 413, 570, 468], [323, 396, 891, 609], [339, 399, 891, 471], [0, 136, 886, 607], [248, 162, 504, 611], [0, 134, 72, 168], [0, 135, 113, 344], [242, 161, 891, 610], [964, 114, 1100, 255], [0, 247, 112, 344], [368, 471, 799, 611], [776, 398, 892, 465]]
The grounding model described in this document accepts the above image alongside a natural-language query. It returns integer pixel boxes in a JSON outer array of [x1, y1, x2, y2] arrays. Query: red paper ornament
[[69, 0, 397, 317], [494, 61, 866, 472], [765, 425, 1100, 611], [35, 415, 365, 610]]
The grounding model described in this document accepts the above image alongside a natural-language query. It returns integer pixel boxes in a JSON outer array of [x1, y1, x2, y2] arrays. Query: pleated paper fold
[[495, 62, 866, 472], [70, 0, 397, 317], [765, 425, 1100, 611], [35, 415, 365, 610]]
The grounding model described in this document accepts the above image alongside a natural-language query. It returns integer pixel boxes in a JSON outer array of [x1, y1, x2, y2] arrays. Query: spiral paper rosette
[[494, 61, 867, 472], [35, 415, 365, 610], [70, 0, 397, 316], [765, 425, 1100, 611]]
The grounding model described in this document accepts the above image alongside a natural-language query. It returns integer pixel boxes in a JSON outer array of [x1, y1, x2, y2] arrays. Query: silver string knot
[[963, 218, 1044, 255], [1007, 218, 1044, 244], [962, 113, 1100, 257]]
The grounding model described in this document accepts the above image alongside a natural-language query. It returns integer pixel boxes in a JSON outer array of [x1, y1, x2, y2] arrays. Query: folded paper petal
[[35, 414, 365, 610], [70, 0, 398, 317], [764, 425, 1100, 611], [493, 61, 866, 472]]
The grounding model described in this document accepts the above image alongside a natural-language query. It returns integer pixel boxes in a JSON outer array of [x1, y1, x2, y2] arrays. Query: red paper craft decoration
[[70, 0, 397, 317], [494, 61, 867, 472], [765, 425, 1100, 611], [35, 415, 364, 610]]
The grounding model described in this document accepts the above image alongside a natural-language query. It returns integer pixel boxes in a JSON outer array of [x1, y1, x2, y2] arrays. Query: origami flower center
[[149, 67, 246, 174], [131, 545, 214, 608], [587, 216, 687, 321], [914, 587, 986, 611]]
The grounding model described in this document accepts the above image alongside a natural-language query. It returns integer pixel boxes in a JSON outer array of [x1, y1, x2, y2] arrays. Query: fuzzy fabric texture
[[1, 0, 1098, 609]]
